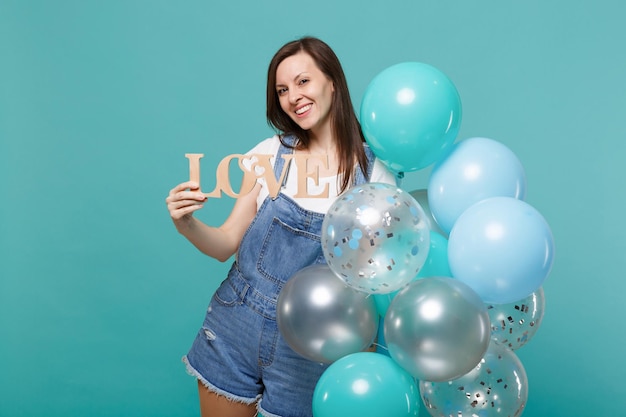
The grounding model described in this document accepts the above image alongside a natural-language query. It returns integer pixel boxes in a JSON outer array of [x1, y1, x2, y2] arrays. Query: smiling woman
[[165, 36, 397, 417], [3, 2, 626, 416], [275, 52, 335, 143]]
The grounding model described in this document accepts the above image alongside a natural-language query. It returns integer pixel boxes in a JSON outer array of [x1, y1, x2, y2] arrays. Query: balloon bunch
[[275, 62, 554, 417]]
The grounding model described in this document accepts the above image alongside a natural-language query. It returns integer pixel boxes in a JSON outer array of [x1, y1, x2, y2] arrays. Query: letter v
[[248, 154, 295, 199]]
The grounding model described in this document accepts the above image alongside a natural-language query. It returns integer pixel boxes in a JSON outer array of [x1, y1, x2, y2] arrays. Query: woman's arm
[[165, 180, 261, 262]]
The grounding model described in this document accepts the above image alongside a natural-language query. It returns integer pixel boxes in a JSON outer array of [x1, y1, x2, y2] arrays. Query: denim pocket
[[213, 279, 244, 306], [257, 217, 325, 284]]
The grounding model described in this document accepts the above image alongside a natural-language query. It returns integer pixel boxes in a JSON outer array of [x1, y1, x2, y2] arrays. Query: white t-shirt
[[246, 135, 398, 213]]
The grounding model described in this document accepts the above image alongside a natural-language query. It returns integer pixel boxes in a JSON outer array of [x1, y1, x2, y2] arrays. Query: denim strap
[[273, 135, 297, 188]]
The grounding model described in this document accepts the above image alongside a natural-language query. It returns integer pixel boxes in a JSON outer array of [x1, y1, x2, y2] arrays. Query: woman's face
[[275, 52, 335, 139]]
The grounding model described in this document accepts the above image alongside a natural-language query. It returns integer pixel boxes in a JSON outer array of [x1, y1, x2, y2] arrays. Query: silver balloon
[[322, 183, 430, 294], [384, 277, 490, 382], [487, 287, 545, 350], [276, 264, 378, 363], [420, 340, 528, 417], [409, 189, 447, 237]]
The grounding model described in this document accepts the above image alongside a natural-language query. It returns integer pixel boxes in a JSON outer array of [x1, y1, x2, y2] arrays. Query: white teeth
[[296, 104, 312, 115]]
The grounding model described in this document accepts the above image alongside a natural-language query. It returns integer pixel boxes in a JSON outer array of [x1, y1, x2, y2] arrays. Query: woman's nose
[[288, 89, 301, 104]]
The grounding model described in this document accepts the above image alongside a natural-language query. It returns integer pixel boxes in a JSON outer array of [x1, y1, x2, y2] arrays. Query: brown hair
[[266, 36, 369, 193]]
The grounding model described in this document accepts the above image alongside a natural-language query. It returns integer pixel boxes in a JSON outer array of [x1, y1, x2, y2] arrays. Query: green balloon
[[417, 231, 451, 278], [312, 352, 421, 417], [373, 231, 451, 317], [361, 62, 462, 172]]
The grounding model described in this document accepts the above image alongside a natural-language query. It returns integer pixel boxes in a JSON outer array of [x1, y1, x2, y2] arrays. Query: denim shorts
[[183, 267, 329, 417]]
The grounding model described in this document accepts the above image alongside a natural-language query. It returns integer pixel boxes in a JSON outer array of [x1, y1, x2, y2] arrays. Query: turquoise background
[[1, 1, 624, 416]]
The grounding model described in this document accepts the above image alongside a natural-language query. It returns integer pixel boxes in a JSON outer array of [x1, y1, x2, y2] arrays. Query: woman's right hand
[[165, 181, 207, 223], [164, 178, 260, 262]]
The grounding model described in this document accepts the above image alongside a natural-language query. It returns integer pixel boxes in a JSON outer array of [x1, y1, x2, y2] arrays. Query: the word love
[[185, 153, 330, 199]]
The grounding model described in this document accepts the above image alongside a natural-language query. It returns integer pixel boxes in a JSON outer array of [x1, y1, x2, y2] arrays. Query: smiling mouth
[[295, 104, 312, 115]]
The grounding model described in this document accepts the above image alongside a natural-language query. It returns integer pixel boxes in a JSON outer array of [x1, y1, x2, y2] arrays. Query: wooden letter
[[185, 153, 257, 198], [292, 154, 329, 198], [185, 153, 203, 186], [240, 154, 304, 199], [212, 154, 257, 198], [184, 153, 329, 199]]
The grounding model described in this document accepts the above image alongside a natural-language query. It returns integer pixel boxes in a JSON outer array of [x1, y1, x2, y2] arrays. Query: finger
[[166, 189, 207, 204], [170, 203, 204, 220], [170, 181, 201, 195], [167, 197, 205, 211]]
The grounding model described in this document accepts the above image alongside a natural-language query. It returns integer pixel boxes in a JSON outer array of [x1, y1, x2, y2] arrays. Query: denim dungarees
[[184, 136, 375, 417]]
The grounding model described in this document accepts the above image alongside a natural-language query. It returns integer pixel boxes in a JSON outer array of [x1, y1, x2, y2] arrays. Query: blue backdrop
[[1, 1, 625, 416]]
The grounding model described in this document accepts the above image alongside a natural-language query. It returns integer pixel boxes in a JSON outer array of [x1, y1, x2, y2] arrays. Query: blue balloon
[[360, 62, 461, 173], [448, 197, 555, 304], [313, 352, 421, 417], [428, 137, 527, 234]]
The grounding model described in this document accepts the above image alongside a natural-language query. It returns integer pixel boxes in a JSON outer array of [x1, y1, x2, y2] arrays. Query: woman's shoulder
[[371, 158, 399, 186], [246, 134, 282, 155]]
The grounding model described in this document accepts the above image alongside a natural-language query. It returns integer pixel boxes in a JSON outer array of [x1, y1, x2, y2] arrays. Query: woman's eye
[[277, 88, 287, 96], [298, 78, 309, 85]]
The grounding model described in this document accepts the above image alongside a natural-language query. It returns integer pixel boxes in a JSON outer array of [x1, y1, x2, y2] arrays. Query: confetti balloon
[[384, 277, 490, 382], [276, 264, 378, 363], [373, 231, 452, 317], [322, 183, 430, 294], [409, 189, 447, 236], [420, 340, 528, 417], [487, 287, 546, 350]]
